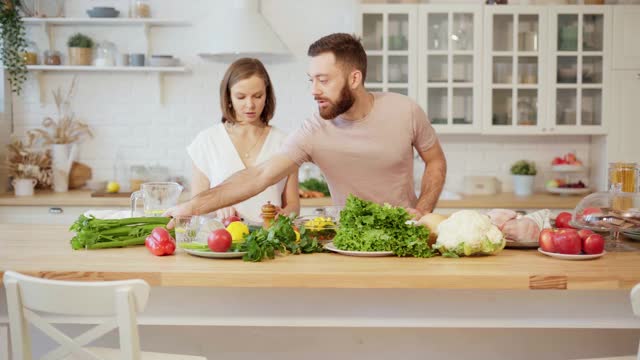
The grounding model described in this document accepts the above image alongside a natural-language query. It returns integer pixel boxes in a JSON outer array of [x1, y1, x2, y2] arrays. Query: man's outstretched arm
[[165, 154, 299, 221]]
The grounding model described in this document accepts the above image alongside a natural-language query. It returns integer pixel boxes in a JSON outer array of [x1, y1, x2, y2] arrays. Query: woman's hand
[[215, 207, 238, 220]]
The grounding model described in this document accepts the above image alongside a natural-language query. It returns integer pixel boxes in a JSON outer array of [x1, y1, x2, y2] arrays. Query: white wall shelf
[[23, 17, 189, 26], [23, 17, 190, 106], [27, 66, 188, 105], [27, 65, 187, 73]]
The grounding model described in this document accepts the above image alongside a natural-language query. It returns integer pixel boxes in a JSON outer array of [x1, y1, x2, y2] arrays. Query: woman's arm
[[280, 170, 300, 217]]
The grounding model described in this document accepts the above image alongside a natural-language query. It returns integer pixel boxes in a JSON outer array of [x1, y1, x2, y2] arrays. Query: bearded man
[[167, 33, 446, 220]]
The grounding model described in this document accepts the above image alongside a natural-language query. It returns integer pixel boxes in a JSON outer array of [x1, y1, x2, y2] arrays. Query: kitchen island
[[1, 224, 639, 359], [0, 190, 585, 225]]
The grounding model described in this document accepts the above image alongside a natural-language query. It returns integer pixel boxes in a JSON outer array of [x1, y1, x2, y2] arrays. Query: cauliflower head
[[433, 210, 505, 257]]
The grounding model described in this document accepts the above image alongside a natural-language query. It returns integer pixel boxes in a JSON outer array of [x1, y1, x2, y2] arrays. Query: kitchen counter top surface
[[0, 190, 585, 209], [1, 224, 637, 290]]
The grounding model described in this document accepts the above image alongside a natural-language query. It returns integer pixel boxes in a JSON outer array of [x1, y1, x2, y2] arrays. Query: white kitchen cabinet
[[418, 4, 483, 133], [613, 6, 640, 69], [359, 4, 418, 99], [483, 6, 548, 135], [608, 70, 640, 164], [547, 6, 610, 135]]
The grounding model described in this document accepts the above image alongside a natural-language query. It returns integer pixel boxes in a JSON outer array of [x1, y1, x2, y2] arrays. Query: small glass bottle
[[22, 41, 39, 65], [261, 201, 277, 229]]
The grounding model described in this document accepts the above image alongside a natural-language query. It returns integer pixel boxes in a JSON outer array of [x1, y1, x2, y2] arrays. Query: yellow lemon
[[226, 221, 249, 243], [106, 181, 120, 193]]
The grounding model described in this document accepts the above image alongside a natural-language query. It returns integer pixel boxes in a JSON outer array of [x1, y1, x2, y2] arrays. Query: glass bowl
[[294, 214, 339, 243], [572, 191, 640, 251]]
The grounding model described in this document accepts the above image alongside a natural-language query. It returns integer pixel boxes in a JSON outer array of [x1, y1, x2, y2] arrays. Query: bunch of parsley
[[333, 195, 433, 257], [239, 215, 324, 262]]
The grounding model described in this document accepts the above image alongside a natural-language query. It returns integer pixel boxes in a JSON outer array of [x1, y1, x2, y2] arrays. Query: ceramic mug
[[129, 53, 145, 67], [12, 178, 37, 197]]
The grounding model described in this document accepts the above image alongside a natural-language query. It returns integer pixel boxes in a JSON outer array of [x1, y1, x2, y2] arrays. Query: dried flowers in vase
[[6, 136, 52, 189]]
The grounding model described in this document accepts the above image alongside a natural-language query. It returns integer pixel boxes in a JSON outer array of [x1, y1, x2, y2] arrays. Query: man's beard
[[317, 83, 355, 120]]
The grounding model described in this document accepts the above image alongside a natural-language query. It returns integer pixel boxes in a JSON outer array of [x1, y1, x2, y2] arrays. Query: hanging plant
[[0, 0, 28, 94]]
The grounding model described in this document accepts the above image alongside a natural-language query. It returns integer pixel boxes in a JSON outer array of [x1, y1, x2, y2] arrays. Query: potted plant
[[67, 32, 93, 66], [1, 0, 29, 94], [27, 78, 93, 192], [510, 160, 537, 197], [6, 136, 52, 196]]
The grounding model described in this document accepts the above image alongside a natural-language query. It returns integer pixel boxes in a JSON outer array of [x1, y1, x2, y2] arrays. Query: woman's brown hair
[[220, 58, 276, 125]]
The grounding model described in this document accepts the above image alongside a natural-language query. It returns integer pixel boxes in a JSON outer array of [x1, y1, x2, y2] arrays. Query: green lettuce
[[333, 195, 433, 258]]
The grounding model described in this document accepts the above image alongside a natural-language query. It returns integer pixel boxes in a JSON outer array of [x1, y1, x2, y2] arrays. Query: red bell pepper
[[145, 227, 175, 256]]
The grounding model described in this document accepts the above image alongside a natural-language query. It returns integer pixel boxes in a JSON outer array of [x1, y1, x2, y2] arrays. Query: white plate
[[324, 242, 394, 257], [183, 248, 246, 259], [546, 187, 590, 195], [551, 165, 587, 172], [505, 239, 538, 249], [537, 248, 605, 260]]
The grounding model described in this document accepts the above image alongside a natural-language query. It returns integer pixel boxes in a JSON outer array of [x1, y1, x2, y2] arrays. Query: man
[[167, 33, 446, 221]]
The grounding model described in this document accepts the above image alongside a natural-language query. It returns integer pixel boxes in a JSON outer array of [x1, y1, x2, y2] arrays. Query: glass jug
[[130, 182, 183, 217]]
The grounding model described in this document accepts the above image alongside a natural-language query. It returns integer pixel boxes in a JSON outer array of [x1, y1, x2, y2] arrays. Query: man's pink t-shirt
[[281, 92, 438, 208]]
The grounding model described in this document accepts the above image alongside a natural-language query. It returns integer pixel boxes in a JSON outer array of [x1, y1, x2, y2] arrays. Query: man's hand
[[163, 201, 195, 229]]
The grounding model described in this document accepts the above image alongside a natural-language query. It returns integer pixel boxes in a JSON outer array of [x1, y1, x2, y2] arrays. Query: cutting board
[[91, 191, 133, 198]]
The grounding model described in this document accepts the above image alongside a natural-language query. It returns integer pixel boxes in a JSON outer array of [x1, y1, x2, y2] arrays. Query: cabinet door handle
[[49, 207, 63, 214], [637, 73, 640, 79]]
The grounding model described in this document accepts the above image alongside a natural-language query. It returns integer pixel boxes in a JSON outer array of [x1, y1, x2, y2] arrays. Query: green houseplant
[[67, 33, 94, 66], [0, 0, 28, 94], [510, 160, 537, 197]]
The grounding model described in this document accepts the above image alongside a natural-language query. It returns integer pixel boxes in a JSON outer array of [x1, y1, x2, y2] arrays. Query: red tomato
[[208, 229, 232, 252]]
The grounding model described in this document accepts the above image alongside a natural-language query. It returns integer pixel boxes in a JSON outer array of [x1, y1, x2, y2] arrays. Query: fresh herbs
[[70, 215, 173, 250], [300, 177, 330, 196], [237, 215, 324, 262], [333, 195, 434, 258]]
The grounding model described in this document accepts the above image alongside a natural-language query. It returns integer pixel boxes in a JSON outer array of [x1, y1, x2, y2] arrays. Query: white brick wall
[[3, 0, 598, 194]]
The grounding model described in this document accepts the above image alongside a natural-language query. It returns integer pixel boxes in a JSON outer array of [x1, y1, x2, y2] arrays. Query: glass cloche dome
[[572, 191, 640, 251]]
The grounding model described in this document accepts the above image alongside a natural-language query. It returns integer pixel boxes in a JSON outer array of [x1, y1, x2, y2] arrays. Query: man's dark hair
[[307, 33, 367, 84]]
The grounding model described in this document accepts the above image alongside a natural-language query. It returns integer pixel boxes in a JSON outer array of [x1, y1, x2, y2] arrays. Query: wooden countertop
[[0, 190, 584, 209], [1, 224, 638, 290]]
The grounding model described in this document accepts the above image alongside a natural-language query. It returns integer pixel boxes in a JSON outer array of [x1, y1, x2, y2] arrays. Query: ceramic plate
[[323, 242, 394, 257], [183, 248, 246, 259], [505, 239, 538, 249], [546, 187, 590, 195], [537, 248, 605, 260]]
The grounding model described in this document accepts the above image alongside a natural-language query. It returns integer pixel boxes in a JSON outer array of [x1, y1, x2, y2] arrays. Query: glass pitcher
[[130, 182, 183, 217]]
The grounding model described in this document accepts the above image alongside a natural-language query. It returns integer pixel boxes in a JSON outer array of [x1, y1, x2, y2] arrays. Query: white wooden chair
[[576, 283, 640, 360], [3, 271, 206, 360]]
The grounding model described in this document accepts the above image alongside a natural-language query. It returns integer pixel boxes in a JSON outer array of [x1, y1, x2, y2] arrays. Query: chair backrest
[[630, 283, 640, 360], [3, 271, 150, 360]]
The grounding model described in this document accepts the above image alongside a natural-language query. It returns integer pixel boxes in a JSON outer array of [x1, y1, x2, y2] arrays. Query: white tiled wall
[[3, 0, 597, 194]]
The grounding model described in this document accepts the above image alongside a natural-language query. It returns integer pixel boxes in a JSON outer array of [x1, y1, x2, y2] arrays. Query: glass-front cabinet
[[418, 4, 482, 133], [360, 4, 611, 135], [548, 6, 610, 134], [361, 5, 417, 98], [483, 6, 548, 134]]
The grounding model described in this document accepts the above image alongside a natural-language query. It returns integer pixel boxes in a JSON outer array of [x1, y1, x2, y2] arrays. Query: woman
[[187, 58, 299, 223]]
